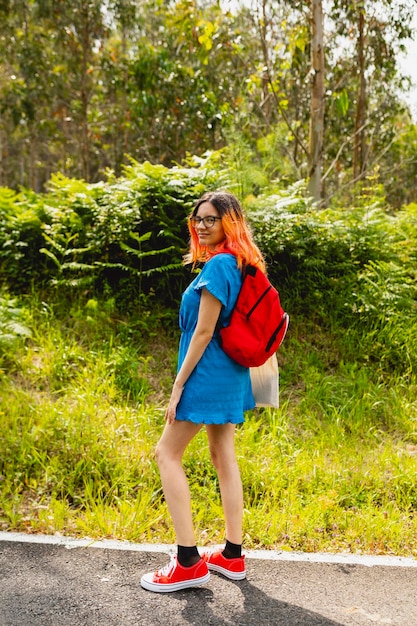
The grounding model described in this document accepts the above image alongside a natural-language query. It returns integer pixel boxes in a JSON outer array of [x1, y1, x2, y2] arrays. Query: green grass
[[0, 296, 416, 558]]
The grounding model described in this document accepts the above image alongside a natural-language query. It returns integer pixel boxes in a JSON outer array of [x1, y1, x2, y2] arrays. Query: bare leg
[[155, 420, 202, 546], [206, 423, 243, 545]]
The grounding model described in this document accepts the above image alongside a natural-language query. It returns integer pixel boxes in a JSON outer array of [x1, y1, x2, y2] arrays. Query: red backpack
[[219, 264, 289, 367]]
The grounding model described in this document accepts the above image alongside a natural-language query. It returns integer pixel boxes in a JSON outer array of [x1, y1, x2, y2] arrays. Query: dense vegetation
[[1, 0, 416, 557], [1, 157, 416, 556], [1, 0, 417, 207]]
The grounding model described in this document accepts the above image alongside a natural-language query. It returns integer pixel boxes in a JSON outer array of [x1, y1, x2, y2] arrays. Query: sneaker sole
[[206, 563, 246, 581], [140, 572, 210, 593]]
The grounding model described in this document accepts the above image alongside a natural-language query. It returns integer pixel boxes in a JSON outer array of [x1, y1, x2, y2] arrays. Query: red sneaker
[[202, 550, 246, 580], [141, 556, 210, 593]]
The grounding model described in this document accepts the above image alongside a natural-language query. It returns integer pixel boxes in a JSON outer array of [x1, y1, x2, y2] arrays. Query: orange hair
[[184, 191, 266, 273]]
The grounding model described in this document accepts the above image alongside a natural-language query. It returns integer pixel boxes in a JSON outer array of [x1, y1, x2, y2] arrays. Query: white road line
[[1, 531, 416, 568]]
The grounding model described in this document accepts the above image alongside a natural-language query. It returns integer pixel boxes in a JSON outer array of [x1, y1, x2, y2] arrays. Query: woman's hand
[[164, 383, 184, 425]]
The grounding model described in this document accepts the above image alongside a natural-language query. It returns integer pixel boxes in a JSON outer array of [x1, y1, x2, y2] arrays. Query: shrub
[[1, 160, 417, 374], [0, 296, 32, 365], [0, 154, 228, 307]]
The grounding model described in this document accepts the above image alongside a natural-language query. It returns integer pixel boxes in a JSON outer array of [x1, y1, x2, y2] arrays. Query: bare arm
[[165, 287, 222, 424]]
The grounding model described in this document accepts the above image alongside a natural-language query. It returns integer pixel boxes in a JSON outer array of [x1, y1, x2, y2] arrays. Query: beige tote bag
[[250, 352, 279, 408]]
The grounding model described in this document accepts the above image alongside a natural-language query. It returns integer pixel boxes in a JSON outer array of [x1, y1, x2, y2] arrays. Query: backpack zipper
[[246, 286, 272, 320], [265, 313, 289, 352]]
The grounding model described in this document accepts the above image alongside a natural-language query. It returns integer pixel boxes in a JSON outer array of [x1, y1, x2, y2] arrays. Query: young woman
[[141, 191, 266, 593]]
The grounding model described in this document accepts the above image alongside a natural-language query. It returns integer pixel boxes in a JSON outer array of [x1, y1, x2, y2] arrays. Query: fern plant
[[0, 297, 32, 359]]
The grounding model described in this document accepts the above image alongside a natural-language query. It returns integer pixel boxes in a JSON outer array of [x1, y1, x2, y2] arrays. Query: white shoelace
[[156, 556, 177, 578]]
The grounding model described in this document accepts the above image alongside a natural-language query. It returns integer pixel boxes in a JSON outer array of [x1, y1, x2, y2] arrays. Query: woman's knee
[[209, 444, 236, 473], [155, 440, 171, 469], [155, 440, 182, 469], [207, 424, 236, 469], [208, 444, 220, 468]]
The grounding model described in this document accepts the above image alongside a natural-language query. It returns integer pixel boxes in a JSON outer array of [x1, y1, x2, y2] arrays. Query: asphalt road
[[1, 533, 416, 626]]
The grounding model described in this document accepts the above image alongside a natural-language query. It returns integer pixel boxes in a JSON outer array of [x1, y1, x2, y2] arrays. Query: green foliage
[[0, 299, 416, 556], [352, 259, 417, 372], [0, 155, 226, 305], [2, 160, 417, 375], [0, 0, 416, 209], [0, 187, 46, 290], [245, 182, 417, 374], [383, 121, 417, 208], [0, 296, 32, 359], [1, 160, 417, 554]]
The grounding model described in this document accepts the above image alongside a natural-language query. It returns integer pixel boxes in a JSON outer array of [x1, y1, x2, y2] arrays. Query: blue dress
[[175, 253, 255, 424]]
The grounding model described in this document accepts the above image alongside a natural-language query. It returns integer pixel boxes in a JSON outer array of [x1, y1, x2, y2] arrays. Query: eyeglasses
[[190, 215, 222, 229]]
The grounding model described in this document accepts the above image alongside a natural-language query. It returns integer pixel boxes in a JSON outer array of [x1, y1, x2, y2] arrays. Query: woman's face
[[193, 201, 226, 249]]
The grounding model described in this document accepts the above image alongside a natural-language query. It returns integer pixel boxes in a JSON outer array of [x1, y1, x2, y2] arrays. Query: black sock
[[222, 539, 242, 559], [177, 545, 201, 568]]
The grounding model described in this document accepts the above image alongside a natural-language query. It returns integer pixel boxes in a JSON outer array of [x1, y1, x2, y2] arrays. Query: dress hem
[[175, 417, 245, 425]]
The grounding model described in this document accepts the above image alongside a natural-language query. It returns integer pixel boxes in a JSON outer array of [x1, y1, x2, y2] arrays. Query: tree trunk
[[28, 124, 37, 191], [80, 3, 92, 181], [0, 120, 4, 187], [308, 0, 325, 203], [353, 5, 367, 181], [259, 0, 272, 129]]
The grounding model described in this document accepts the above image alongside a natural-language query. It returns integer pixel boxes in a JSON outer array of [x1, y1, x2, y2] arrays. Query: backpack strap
[[214, 259, 248, 335]]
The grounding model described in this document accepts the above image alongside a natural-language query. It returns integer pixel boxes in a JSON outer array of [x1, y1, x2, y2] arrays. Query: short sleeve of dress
[[192, 253, 241, 318]]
